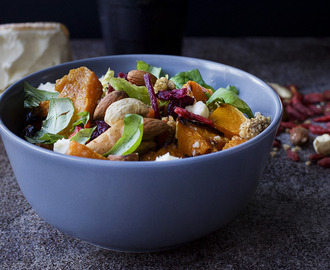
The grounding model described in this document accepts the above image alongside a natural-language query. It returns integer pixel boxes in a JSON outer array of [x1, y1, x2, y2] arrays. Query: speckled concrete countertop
[[1, 38, 329, 269]]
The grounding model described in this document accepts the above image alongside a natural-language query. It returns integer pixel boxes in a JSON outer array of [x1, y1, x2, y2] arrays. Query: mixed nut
[[270, 83, 330, 168], [22, 61, 271, 161]]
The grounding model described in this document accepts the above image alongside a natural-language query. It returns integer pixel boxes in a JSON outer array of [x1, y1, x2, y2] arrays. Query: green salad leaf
[[71, 111, 90, 131], [170, 69, 214, 91], [206, 87, 253, 118], [70, 126, 96, 145], [42, 98, 74, 134], [109, 77, 151, 105], [137, 60, 162, 78], [100, 68, 115, 96], [25, 97, 74, 144], [104, 114, 143, 156], [24, 81, 59, 108], [225, 85, 239, 95], [34, 133, 64, 144]]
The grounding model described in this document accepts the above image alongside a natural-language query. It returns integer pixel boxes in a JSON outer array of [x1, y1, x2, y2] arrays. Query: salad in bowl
[[22, 60, 271, 162]]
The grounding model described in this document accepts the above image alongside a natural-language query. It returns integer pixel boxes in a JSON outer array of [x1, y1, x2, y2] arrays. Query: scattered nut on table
[[313, 134, 330, 156], [290, 126, 309, 145]]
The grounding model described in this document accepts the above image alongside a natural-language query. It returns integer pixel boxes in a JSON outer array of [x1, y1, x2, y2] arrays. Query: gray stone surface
[[1, 38, 329, 269]]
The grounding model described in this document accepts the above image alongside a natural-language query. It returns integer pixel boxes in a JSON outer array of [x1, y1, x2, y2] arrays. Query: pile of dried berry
[[270, 83, 330, 168]]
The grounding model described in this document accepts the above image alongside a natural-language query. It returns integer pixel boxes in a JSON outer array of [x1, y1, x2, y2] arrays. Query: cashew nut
[[104, 98, 149, 126], [86, 119, 124, 155]]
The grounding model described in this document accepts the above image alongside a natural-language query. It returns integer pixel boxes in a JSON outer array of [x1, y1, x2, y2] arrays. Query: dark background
[[1, 0, 329, 38]]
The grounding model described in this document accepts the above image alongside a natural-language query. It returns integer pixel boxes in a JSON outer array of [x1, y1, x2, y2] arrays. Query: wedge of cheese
[[0, 22, 72, 94]]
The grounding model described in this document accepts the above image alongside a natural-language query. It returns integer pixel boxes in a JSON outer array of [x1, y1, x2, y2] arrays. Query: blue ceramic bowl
[[0, 55, 282, 252]]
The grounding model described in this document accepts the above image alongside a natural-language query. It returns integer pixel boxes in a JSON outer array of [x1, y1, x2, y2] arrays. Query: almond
[[93, 90, 129, 120], [142, 118, 172, 140], [107, 153, 139, 161], [135, 140, 157, 154], [127, 70, 157, 86]]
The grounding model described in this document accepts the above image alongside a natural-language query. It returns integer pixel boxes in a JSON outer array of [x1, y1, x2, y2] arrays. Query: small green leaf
[[104, 114, 143, 156], [70, 126, 96, 145], [24, 81, 59, 108], [207, 87, 253, 118], [226, 85, 239, 95], [137, 60, 162, 78], [100, 68, 115, 96], [109, 77, 151, 105], [42, 98, 74, 134], [71, 111, 90, 131], [25, 97, 75, 144], [170, 69, 214, 91], [38, 133, 65, 144]]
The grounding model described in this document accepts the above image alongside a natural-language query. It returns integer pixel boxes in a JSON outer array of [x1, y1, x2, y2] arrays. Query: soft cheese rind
[[0, 22, 72, 93]]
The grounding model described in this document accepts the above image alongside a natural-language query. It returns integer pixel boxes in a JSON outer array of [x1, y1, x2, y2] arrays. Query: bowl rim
[[0, 54, 283, 168]]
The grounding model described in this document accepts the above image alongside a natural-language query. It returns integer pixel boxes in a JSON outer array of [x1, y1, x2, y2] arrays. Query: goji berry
[[286, 148, 300, 162], [309, 125, 330, 135], [291, 99, 313, 117], [286, 104, 306, 121], [317, 157, 330, 168], [309, 153, 325, 161], [280, 121, 297, 129], [307, 104, 324, 116], [304, 93, 324, 104], [312, 115, 330, 122], [300, 123, 311, 129], [324, 89, 330, 101]]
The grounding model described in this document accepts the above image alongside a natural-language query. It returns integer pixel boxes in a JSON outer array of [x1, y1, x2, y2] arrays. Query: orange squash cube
[[183, 81, 213, 103], [66, 140, 107, 160], [209, 103, 247, 138], [55, 66, 103, 136]]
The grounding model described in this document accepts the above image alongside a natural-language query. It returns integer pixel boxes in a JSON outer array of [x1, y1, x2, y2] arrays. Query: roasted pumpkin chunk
[[209, 103, 247, 138], [222, 135, 247, 150], [183, 81, 213, 103], [55, 66, 103, 136], [66, 140, 107, 160], [140, 143, 185, 161], [176, 117, 227, 157]]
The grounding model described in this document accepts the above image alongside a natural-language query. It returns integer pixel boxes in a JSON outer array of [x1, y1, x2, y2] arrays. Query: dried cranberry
[[21, 125, 38, 138], [118, 72, 128, 80], [144, 73, 160, 119], [167, 95, 194, 118], [90, 120, 110, 140], [157, 88, 188, 100]]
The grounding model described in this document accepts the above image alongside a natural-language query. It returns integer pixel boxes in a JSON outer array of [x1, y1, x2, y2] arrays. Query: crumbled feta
[[37, 82, 56, 92], [192, 141, 200, 148], [53, 138, 70, 154], [155, 152, 181, 161], [185, 101, 209, 118]]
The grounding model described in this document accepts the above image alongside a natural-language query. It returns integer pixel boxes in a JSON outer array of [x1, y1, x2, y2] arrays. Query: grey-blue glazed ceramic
[[0, 55, 282, 252]]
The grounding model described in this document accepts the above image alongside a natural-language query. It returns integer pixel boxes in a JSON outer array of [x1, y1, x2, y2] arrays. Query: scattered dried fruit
[[317, 157, 330, 168], [286, 148, 300, 162]]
